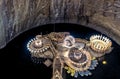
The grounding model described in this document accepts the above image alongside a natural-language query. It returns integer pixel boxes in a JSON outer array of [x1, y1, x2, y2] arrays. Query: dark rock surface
[[0, 0, 120, 48]]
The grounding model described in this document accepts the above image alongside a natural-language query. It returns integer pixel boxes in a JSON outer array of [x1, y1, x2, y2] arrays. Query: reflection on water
[[0, 23, 120, 79]]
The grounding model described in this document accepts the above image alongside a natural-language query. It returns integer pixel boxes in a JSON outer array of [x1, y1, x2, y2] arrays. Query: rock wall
[[0, 0, 120, 48]]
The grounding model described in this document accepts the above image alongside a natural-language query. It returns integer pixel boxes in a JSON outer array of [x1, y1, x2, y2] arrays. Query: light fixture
[[27, 32, 113, 79]]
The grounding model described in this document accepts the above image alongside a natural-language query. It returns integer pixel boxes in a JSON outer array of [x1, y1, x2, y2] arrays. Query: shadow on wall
[[0, 23, 120, 79]]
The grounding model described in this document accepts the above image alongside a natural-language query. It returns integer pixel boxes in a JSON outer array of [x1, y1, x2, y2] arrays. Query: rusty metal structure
[[27, 32, 112, 79]]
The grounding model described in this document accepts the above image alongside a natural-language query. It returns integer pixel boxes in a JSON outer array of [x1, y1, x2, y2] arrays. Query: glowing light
[[92, 57, 96, 60], [34, 39, 42, 46], [102, 60, 107, 65]]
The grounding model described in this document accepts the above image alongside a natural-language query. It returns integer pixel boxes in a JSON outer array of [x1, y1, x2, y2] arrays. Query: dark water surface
[[0, 23, 120, 79]]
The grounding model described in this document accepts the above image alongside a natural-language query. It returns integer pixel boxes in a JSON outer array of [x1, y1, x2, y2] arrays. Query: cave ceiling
[[0, 0, 120, 48]]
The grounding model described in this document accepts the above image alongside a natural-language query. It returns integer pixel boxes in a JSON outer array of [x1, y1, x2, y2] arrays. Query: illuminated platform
[[27, 32, 113, 79]]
